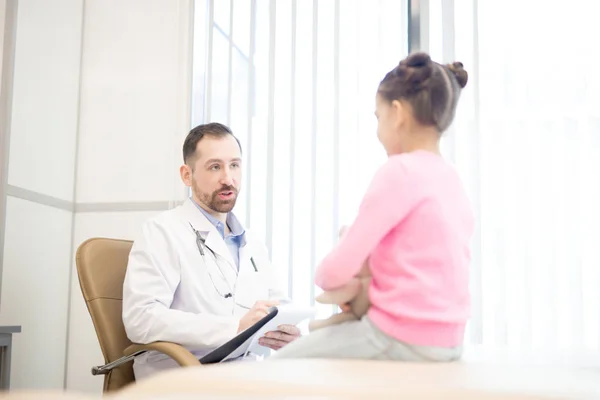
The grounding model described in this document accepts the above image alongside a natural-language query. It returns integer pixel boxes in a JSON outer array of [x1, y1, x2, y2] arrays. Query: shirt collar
[[190, 197, 246, 242]]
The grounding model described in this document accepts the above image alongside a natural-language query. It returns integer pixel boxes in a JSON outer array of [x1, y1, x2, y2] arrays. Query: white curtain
[[429, 0, 600, 351], [193, 0, 600, 350], [192, 0, 407, 318]]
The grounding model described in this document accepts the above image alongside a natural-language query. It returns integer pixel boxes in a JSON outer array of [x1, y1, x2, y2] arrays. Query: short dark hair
[[182, 122, 242, 164], [377, 52, 468, 133]]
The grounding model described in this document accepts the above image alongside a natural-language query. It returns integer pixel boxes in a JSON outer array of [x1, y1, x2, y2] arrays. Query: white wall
[[0, 0, 192, 393], [0, 0, 6, 86], [0, 0, 83, 390], [65, 0, 192, 394], [7, 0, 82, 200], [74, 0, 190, 205], [0, 0, 7, 209], [1, 197, 73, 389]]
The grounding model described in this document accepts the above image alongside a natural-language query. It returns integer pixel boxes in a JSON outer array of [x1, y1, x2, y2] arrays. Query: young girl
[[271, 52, 474, 362]]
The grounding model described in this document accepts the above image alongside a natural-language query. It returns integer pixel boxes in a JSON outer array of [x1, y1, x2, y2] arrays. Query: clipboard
[[199, 306, 279, 364]]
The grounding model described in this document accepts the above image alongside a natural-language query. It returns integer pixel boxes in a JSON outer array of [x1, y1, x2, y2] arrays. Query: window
[[192, 0, 408, 315], [429, 0, 600, 350]]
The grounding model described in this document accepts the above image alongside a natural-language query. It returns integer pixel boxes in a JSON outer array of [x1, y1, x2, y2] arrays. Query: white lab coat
[[122, 198, 287, 380]]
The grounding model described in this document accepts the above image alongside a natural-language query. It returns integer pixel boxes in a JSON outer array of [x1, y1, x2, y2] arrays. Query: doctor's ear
[[180, 164, 193, 187]]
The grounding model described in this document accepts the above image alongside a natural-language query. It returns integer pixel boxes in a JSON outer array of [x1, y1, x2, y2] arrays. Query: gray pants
[[270, 316, 462, 362]]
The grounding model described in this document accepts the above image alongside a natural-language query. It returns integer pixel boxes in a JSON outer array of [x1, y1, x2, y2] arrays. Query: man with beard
[[122, 123, 300, 380]]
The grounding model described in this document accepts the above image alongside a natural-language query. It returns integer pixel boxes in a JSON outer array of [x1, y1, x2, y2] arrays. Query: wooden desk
[[0, 326, 21, 390], [115, 358, 600, 399]]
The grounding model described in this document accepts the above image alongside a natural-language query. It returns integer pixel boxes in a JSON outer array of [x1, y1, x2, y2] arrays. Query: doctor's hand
[[237, 300, 280, 333], [258, 324, 301, 351]]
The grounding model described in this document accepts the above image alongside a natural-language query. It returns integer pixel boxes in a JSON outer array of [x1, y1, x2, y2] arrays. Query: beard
[[192, 182, 239, 213]]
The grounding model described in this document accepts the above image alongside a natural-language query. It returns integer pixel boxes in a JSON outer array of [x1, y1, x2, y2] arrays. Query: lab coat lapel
[[181, 199, 238, 276], [235, 235, 271, 307], [238, 242, 252, 274], [237, 236, 261, 274]]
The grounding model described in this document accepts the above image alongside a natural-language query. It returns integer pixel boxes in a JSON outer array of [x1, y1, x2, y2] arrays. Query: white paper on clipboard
[[246, 304, 316, 354], [220, 304, 316, 362]]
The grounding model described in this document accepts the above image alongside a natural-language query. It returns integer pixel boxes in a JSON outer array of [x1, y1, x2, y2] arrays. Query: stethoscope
[[189, 222, 251, 309]]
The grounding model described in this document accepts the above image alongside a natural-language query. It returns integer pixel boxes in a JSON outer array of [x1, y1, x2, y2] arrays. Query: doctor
[[122, 122, 301, 380]]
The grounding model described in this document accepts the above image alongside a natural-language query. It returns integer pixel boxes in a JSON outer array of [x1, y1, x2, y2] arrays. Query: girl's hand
[[340, 303, 352, 313]]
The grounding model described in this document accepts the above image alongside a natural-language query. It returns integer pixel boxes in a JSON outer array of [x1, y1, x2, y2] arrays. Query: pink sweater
[[315, 150, 474, 347]]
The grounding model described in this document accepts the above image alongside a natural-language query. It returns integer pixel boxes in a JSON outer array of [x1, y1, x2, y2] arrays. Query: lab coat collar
[[180, 198, 238, 273]]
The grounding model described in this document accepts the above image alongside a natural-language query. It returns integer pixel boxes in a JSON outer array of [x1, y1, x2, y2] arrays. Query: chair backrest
[[75, 237, 135, 392]]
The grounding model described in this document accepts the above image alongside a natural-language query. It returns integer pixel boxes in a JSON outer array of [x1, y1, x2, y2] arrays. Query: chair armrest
[[124, 342, 201, 367]]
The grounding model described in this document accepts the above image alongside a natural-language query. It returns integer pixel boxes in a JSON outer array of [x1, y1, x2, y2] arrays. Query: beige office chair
[[75, 238, 200, 392]]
